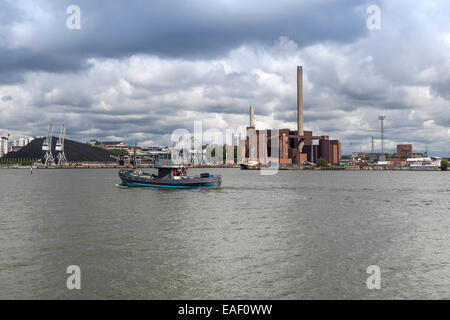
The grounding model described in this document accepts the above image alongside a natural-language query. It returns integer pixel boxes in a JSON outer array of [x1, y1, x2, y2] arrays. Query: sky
[[0, 0, 449, 155]]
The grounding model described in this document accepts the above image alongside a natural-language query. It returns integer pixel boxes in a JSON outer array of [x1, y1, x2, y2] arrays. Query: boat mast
[[133, 143, 137, 172]]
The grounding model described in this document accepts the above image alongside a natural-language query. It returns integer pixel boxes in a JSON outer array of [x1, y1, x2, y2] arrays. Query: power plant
[[239, 66, 341, 165]]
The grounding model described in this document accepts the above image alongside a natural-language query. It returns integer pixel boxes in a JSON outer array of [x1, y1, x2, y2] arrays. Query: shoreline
[[0, 164, 445, 171]]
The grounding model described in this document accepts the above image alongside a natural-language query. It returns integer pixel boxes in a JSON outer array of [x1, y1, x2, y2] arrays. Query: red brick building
[[396, 144, 413, 158], [240, 127, 341, 165]]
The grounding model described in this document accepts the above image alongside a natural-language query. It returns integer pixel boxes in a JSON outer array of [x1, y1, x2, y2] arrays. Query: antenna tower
[[378, 116, 386, 154], [371, 136, 374, 154]]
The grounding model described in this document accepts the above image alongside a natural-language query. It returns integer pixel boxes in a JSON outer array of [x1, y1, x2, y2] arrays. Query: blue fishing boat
[[118, 152, 221, 188]]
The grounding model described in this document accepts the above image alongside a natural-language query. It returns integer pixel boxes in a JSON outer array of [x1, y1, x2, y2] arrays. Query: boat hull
[[119, 170, 222, 188], [240, 163, 260, 170], [409, 166, 440, 171]]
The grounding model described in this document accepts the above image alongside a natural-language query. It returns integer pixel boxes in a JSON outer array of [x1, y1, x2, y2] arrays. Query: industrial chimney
[[297, 66, 303, 137], [249, 105, 255, 127], [297, 66, 304, 154]]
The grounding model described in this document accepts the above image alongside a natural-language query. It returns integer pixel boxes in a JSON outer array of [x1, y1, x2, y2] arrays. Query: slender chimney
[[250, 105, 255, 127], [297, 66, 303, 136]]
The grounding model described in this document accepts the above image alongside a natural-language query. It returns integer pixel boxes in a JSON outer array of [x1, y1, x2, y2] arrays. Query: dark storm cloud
[[0, 0, 369, 77], [0, 49, 86, 73], [78, 0, 368, 58], [0, 48, 91, 83]]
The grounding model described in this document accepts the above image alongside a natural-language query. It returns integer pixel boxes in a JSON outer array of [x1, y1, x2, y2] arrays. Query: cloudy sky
[[0, 0, 449, 155]]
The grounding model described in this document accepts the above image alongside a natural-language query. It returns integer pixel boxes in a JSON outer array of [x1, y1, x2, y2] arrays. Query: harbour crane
[[42, 124, 55, 166], [56, 124, 67, 165]]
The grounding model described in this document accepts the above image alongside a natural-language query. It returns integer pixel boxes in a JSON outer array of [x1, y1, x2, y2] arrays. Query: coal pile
[[2, 137, 115, 162]]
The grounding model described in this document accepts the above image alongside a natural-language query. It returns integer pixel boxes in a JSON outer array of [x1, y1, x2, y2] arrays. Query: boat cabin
[[154, 152, 187, 179]]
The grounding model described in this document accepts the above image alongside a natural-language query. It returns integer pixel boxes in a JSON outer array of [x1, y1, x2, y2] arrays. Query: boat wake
[[115, 183, 128, 188]]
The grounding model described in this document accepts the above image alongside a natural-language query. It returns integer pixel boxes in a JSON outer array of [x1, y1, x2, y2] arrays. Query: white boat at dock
[[407, 157, 441, 171]]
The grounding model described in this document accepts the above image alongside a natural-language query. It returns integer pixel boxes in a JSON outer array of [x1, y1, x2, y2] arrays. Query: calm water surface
[[0, 168, 449, 299]]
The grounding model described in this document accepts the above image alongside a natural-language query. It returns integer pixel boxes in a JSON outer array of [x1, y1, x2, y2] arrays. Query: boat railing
[[155, 160, 188, 167]]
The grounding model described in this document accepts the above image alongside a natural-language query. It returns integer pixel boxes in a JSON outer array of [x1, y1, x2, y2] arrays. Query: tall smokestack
[[297, 66, 303, 136], [250, 105, 255, 127], [297, 66, 304, 154]]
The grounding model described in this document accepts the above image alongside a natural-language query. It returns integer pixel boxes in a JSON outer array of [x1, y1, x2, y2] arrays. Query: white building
[[0, 136, 8, 157], [13, 138, 25, 147], [13, 137, 35, 148], [26, 137, 35, 145]]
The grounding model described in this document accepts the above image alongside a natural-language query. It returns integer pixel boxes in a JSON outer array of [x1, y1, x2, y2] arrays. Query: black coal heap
[[2, 137, 114, 162]]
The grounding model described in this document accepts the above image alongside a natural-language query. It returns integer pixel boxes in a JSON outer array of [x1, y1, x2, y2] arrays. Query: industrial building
[[396, 144, 413, 158], [239, 66, 341, 165]]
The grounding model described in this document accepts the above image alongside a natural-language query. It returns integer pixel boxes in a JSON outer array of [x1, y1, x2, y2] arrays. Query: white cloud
[[1, 0, 450, 156]]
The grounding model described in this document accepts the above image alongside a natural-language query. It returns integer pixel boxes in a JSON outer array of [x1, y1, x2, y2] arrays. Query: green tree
[[208, 144, 228, 162], [223, 144, 227, 163], [316, 158, 329, 167], [109, 148, 129, 155], [441, 159, 449, 171]]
